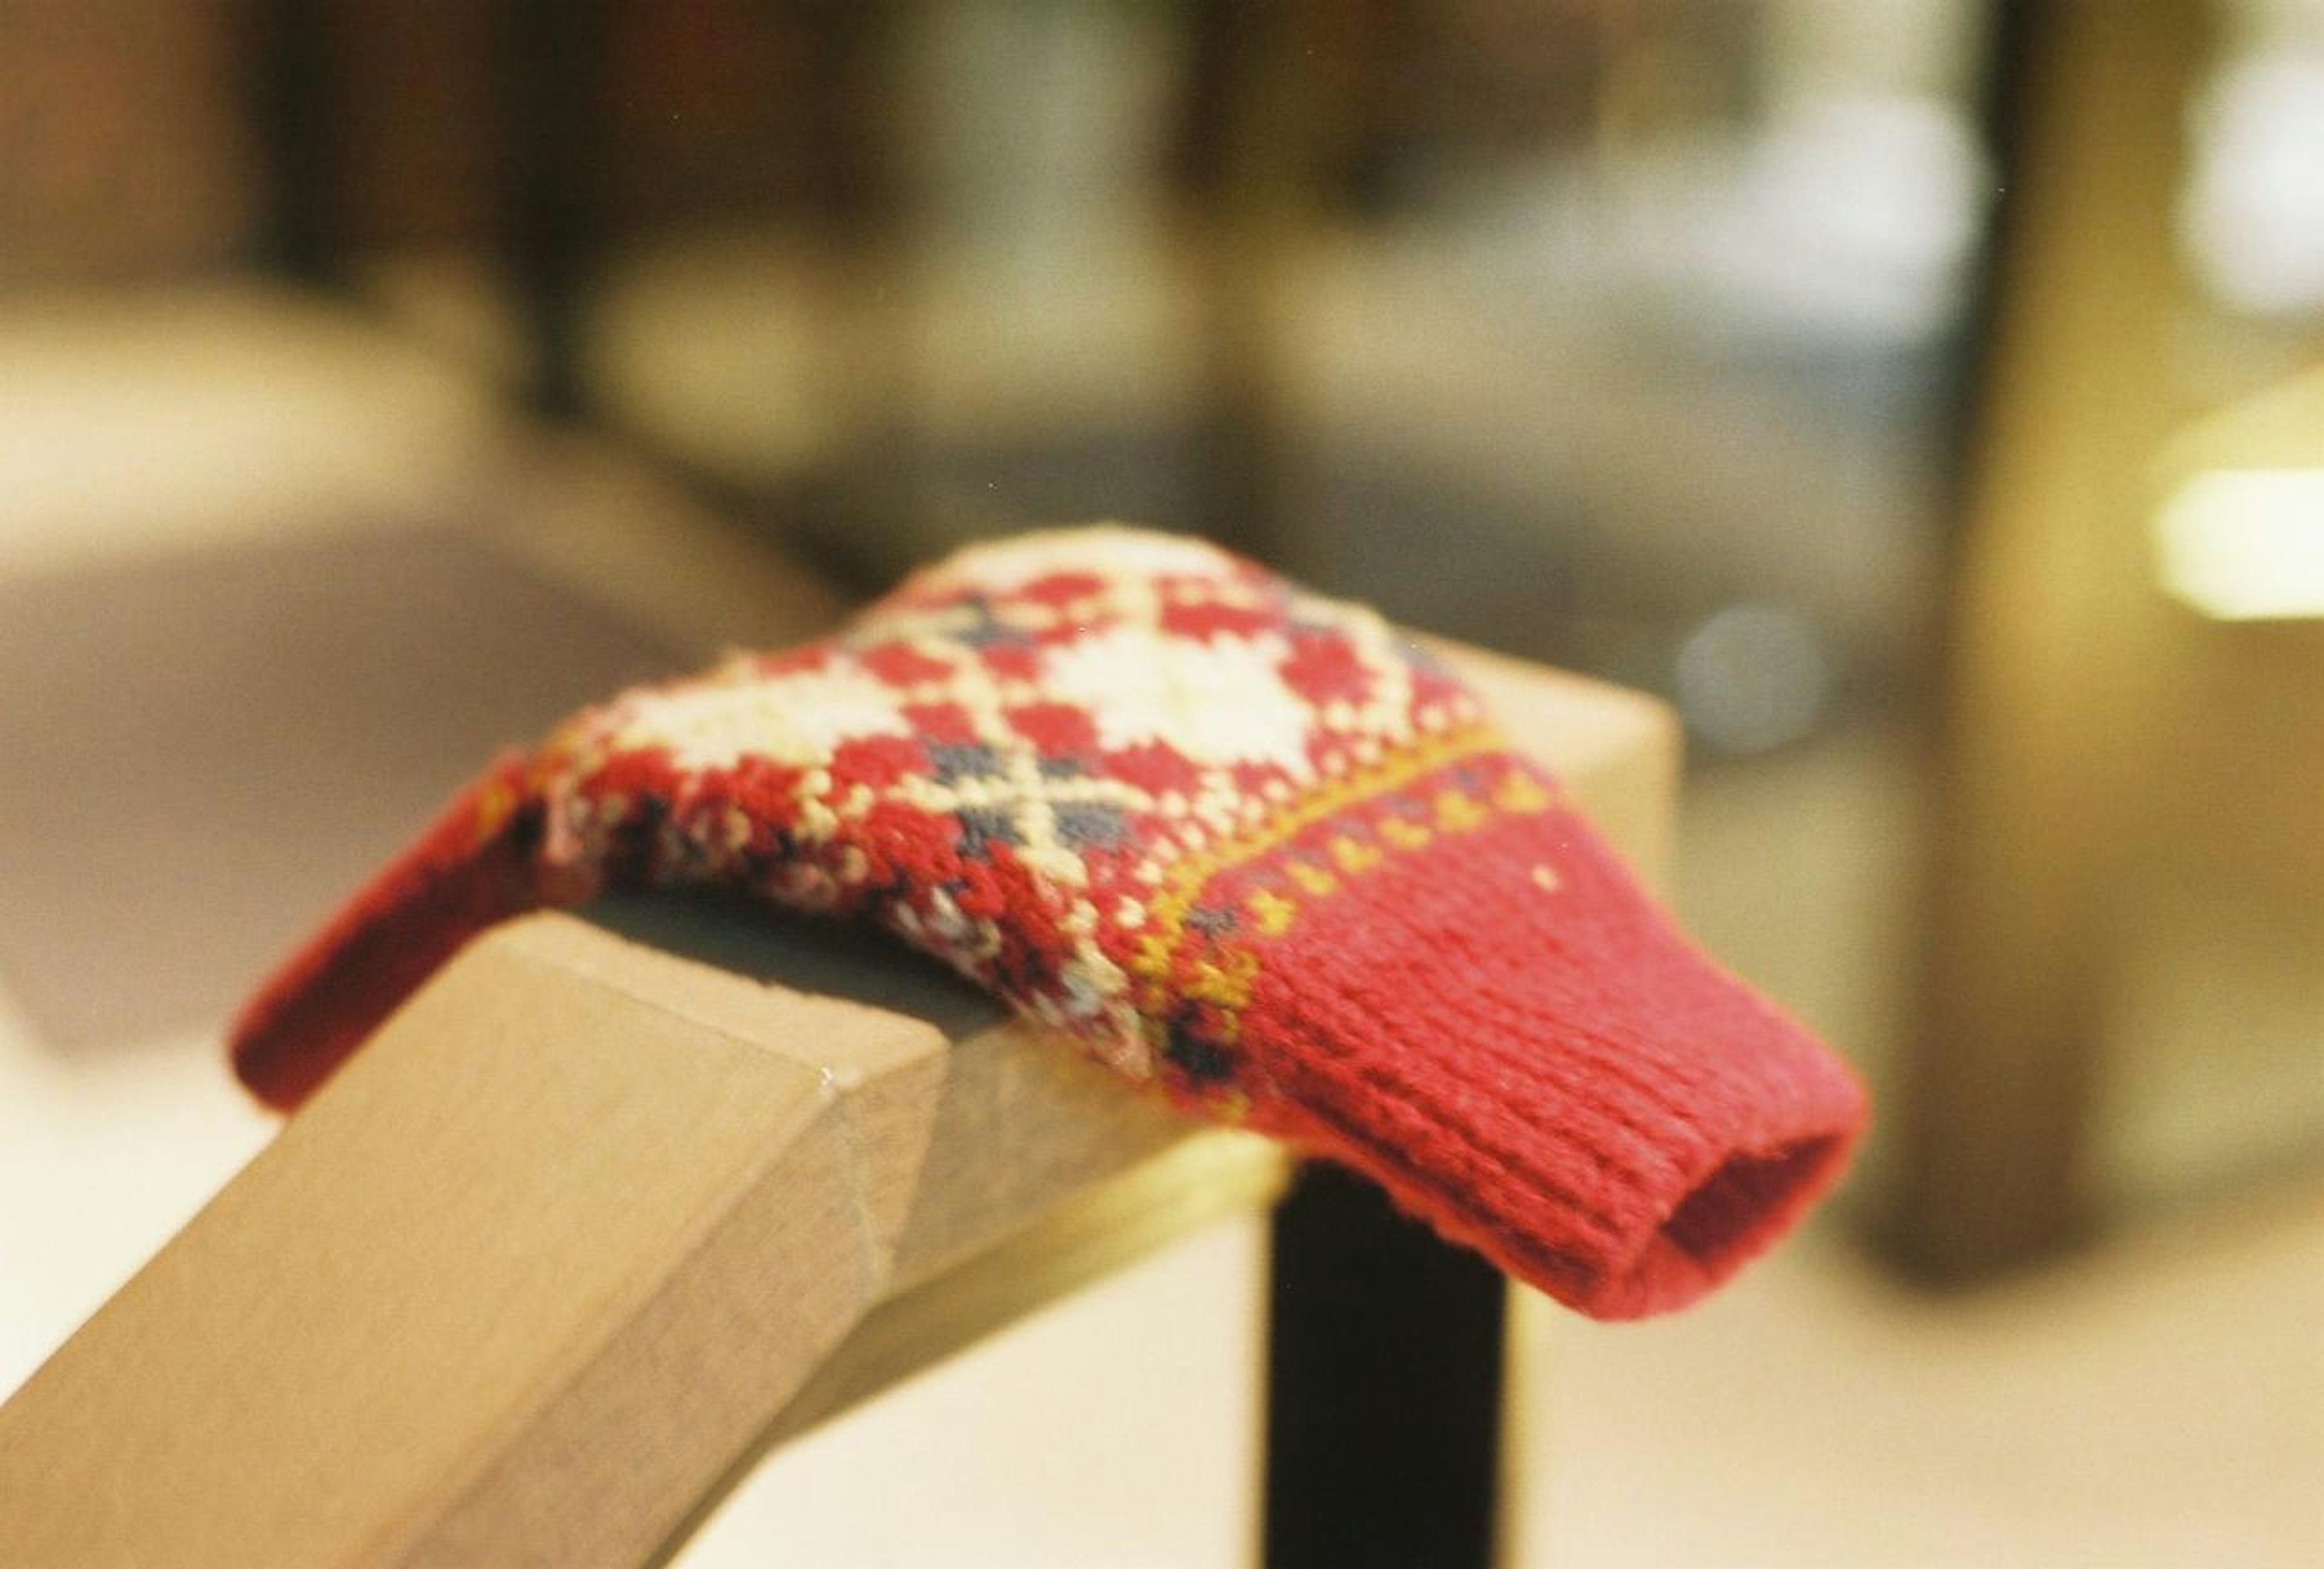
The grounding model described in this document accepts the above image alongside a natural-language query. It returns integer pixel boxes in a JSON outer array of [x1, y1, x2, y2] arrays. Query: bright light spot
[[1639, 93, 1988, 347], [1674, 604, 1832, 755], [2182, 55, 2324, 317], [2152, 469, 2324, 620]]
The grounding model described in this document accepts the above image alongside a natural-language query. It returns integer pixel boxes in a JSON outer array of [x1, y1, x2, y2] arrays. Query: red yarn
[[229, 527, 1865, 1319]]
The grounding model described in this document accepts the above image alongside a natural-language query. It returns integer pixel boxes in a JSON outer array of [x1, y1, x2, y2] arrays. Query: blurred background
[[1, 1, 2318, 1564]]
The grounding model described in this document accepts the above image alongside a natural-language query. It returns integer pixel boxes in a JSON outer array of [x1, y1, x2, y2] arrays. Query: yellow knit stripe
[[1126, 723, 1555, 1030]]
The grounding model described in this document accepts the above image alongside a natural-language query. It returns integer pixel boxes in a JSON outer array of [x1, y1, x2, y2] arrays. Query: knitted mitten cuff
[[231, 527, 1864, 1320], [1222, 772, 1859, 1317]]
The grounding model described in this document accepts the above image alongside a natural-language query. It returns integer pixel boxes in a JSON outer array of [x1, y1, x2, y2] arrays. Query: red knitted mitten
[[232, 527, 1865, 1319]]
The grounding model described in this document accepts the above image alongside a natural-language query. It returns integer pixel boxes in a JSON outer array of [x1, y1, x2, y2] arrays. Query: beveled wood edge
[[0, 641, 1675, 1568]]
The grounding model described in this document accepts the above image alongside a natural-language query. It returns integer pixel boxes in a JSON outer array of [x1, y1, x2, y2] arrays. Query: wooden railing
[[0, 646, 1674, 1567]]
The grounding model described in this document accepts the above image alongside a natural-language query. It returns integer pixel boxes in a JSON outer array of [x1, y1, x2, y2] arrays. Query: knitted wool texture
[[232, 527, 1865, 1320]]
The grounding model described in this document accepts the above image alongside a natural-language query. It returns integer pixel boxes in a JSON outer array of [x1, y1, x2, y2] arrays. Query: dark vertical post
[[1177, 0, 1309, 563], [790, 0, 916, 582], [501, 0, 610, 418], [245, 0, 338, 280], [1264, 1164, 1505, 1569]]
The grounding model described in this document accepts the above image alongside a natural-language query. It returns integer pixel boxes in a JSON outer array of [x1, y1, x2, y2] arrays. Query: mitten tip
[[229, 753, 540, 1111]]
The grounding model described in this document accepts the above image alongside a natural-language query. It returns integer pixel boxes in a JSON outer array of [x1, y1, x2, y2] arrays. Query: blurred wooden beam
[[1892, 0, 2214, 1280]]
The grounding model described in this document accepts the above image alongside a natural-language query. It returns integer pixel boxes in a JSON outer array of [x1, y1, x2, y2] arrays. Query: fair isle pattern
[[497, 527, 1543, 1094], [234, 523, 1869, 1318]]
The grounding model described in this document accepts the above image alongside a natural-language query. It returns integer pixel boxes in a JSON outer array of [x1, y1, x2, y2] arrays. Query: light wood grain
[[0, 643, 1675, 1568]]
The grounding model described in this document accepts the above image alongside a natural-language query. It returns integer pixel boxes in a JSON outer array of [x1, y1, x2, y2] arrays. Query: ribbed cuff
[[1233, 803, 1866, 1320]]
